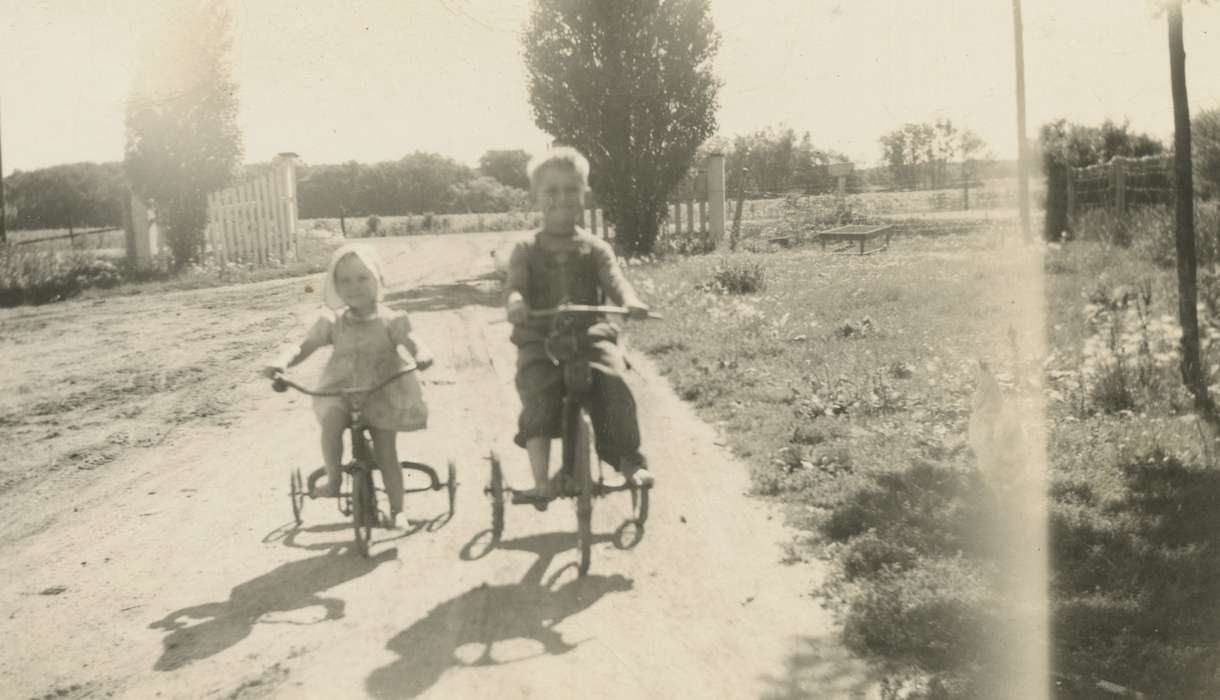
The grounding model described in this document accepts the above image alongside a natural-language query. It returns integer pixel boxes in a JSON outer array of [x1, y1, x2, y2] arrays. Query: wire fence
[[1069, 155, 1174, 214]]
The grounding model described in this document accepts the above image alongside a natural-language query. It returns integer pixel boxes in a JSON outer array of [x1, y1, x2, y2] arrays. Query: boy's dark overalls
[[507, 231, 647, 474]]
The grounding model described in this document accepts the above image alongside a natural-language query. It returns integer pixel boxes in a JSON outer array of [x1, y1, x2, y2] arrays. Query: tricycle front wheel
[[350, 468, 376, 558]]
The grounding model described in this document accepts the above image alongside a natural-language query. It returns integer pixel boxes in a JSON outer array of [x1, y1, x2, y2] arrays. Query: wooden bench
[[817, 224, 893, 255]]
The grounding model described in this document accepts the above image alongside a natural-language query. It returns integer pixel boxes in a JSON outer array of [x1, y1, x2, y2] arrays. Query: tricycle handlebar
[[528, 304, 663, 320], [271, 367, 416, 397]]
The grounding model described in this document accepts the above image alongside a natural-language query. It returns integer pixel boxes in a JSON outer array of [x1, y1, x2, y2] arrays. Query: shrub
[[708, 258, 766, 294], [1078, 202, 1220, 268], [1077, 282, 1180, 414], [0, 247, 124, 306]]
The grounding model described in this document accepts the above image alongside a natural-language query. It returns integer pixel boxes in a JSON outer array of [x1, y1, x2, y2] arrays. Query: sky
[[1, 0, 1218, 175]]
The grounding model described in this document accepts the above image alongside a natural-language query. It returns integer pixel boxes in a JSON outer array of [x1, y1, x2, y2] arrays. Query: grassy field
[[626, 218, 1220, 698]]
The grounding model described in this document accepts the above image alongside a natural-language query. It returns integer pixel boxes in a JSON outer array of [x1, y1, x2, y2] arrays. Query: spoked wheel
[[574, 415, 595, 577], [289, 469, 305, 525], [576, 475, 593, 577], [446, 459, 458, 516], [350, 469, 376, 558], [488, 451, 505, 541]]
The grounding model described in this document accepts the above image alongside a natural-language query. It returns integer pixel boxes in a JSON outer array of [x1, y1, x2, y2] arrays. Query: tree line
[[877, 119, 989, 191]]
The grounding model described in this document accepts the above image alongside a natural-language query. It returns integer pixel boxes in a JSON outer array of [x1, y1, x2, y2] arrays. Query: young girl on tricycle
[[262, 243, 433, 529]]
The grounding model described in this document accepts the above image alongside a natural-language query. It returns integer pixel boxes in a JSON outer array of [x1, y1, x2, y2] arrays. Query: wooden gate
[[206, 154, 299, 266]]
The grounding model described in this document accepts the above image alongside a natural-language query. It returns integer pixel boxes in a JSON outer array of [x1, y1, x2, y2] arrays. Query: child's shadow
[[148, 547, 396, 671], [364, 531, 631, 699]]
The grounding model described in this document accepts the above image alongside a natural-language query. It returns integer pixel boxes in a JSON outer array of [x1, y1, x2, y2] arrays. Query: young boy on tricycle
[[504, 147, 655, 500]]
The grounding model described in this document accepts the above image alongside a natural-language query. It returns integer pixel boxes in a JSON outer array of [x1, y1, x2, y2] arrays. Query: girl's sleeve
[[270, 315, 332, 368], [302, 315, 334, 350], [387, 312, 414, 346], [388, 311, 430, 364]]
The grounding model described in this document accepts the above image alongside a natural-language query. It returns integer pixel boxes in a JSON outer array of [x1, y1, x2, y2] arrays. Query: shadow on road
[[262, 511, 449, 553], [384, 275, 502, 314], [148, 548, 396, 671], [365, 531, 630, 699], [759, 635, 879, 699]]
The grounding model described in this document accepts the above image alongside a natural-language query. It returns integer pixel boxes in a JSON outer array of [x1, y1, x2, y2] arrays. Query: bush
[[707, 258, 766, 294], [0, 247, 124, 306], [1074, 202, 1220, 269]]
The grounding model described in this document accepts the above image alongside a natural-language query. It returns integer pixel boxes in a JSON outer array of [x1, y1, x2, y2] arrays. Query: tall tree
[[124, 0, 242, 269], [0, 104, 6, 244], [478, 149, 532, 191], [524, 0, 721, 256], [1166, 0, 1216, 425]]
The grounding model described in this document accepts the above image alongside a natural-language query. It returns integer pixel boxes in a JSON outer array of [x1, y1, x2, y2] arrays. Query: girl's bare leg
[[372, 429, 404, 523], [318, 408, 347, 497], [525, 436, 551, 496]]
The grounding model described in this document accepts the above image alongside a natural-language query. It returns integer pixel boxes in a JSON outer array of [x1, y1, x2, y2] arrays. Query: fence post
[[272, 170, 288, 262], [685, 182, 695, 235], [1114, 157, 1127, 213], [730, 166, 748, 251], [1066, 166, 1076, 224], [707, 152, 726, 248], [274, 153, 299, 259], [127, 191, 154, 266]]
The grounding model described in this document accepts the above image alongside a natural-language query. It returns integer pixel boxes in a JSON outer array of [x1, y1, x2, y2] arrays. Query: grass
[[628, 221, 1220, 697]]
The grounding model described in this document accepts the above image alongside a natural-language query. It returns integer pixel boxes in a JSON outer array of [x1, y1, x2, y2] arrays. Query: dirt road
[[0, 233, 875, 699]]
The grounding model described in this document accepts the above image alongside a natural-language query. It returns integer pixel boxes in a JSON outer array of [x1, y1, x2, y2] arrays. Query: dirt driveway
[[0, 232, 875, 699]]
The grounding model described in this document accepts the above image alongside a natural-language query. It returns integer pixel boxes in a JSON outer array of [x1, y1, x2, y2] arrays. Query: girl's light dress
[[306, 305, 428, 432]]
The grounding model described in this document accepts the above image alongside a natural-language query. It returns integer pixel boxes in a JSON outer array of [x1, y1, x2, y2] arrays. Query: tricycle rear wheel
[[290, 469, 305, 525], [447, 459, 458, 515], [574, 413, 595, 577], [488, 452, 505, 541], [630, 483, 650, 527]]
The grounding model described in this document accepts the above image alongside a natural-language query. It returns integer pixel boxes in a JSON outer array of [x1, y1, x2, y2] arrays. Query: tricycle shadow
[[365, 531, 632, 699], [262, 507, 452, 553], [148, 547, 397, 672]]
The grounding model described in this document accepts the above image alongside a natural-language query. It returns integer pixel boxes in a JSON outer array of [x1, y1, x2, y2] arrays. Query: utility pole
[[1012, 0, 1031, 243], [0, 97, 6, 245]]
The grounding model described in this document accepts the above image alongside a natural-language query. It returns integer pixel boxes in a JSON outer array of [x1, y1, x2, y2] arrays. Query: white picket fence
[[206, 154, 299, 266]]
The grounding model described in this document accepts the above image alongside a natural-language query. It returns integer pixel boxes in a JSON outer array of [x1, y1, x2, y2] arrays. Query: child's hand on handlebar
[[415, 351, 434, 371], [626, 303, 651, 321]]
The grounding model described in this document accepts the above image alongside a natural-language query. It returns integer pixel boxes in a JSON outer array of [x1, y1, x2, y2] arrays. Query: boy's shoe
[[625, 468, 655, 488], [621, 456, 655, 488]]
